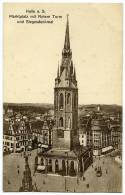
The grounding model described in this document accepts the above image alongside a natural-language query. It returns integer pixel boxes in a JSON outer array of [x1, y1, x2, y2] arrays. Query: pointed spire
[[73, 67, 76, 80], [64, 14, 70, 50], [62, 15, 72, 59], [19, 156, 33, 192]]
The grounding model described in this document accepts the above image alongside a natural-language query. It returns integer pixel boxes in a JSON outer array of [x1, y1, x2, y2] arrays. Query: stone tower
[[53, 16, 79, 150]]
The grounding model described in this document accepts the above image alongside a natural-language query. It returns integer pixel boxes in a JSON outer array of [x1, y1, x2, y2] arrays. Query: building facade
[[3, 119, 32, 152], [110, 124, 122, 150], [87, 117, 113, 156], [79, 128, 87, 147], [32, 120, 53, 148]]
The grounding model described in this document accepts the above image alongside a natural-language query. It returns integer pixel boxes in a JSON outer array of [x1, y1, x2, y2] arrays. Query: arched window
[[55, 95, 58, 109], [69, 161, 76, 176], [68, 117, 71, 129], [62, 160, 66, 175], [67, 93, 70, 104], [74, 94, 77, 108], [55, 159, 59, 173], [71, 161, 74, 169], [59, 117, 63, 127], [59, 93, 63, 109], [48, 159, 52, 172], [41, 158, 44, 165]]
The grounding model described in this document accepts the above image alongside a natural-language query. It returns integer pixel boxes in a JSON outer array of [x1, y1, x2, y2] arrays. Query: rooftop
[[41, 146, 89, 159]]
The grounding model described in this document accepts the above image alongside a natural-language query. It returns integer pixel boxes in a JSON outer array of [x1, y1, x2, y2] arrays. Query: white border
[[0, 0, 3, 194], [1, 0, 125, 3], [2, 0, 124, 3], [0, 0, 124, 195], [122, 2, 124, 194]]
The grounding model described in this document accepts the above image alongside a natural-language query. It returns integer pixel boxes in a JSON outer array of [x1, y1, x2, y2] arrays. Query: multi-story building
[[79, 129, 87, 147], [87, 117, 113, 156], [79, 116, 90, 147], [31, 120, 53, 148], [31, 120, 43, 145], [3, 119, 32, 152], [110, 123, 122, 150]]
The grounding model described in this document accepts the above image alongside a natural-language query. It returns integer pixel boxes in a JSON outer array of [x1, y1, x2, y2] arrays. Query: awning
[[41, 144, 48, 148], [37, 165, 45, 171], [102, 146, 113, 153], [16, 148, 22, 151]]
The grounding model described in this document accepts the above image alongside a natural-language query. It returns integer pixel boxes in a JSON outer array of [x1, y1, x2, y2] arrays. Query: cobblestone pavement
[[3, 150, 122, 192]]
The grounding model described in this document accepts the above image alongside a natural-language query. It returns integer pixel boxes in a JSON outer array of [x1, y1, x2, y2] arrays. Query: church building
[[37, 16, 93, 177]]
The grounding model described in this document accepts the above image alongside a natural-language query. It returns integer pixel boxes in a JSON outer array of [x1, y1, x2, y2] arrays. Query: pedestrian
[[18, 169, 20, 174], [106, 169, 108, 174], [8, 180, 10, 184]]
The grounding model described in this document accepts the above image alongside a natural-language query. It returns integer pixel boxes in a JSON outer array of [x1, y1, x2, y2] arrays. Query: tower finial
[[64, 14, 70, 50], [67, 14, 69, 21]]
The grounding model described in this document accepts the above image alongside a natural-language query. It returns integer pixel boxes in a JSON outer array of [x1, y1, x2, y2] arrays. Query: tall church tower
[[53, 16, 79, 150]]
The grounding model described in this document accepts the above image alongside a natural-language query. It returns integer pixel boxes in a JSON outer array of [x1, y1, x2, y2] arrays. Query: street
[[3, 150, 122, 192]]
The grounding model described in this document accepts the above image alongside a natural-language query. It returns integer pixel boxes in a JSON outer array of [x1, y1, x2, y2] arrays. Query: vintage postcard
[[3, 3, 122, 192]]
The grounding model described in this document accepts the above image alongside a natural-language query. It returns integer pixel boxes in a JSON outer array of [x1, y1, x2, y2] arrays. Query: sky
[[3, 3, 122, 105]]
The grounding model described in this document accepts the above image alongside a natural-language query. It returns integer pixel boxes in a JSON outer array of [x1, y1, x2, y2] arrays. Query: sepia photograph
[[3, 3, 122, 192]]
